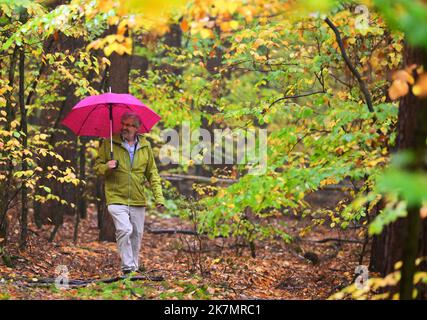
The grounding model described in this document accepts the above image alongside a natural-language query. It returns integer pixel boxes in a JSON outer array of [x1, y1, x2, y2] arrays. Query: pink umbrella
[[61, 92, 161, 162]]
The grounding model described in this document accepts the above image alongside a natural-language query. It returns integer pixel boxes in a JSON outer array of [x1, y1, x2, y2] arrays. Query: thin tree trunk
[[19, 47, 28, 249], [4, 46, 18, 131], [74, 137, 86, 243], [73, 203, 80, 244], [78, 137, 87, 219], [48, 224, 61, 243]]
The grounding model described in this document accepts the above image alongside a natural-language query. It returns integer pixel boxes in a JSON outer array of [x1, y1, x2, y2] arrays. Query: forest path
[[0, 210, 364, 299]]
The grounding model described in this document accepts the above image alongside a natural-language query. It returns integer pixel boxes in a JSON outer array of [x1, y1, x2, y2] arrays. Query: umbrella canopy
[[61, 93, 161, 138]]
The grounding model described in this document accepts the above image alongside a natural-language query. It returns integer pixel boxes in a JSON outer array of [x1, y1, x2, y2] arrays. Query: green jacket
[[94, 134, 165, 207]]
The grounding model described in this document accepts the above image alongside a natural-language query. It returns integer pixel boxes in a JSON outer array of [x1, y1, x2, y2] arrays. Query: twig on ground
[[10, 274, 165, 288]]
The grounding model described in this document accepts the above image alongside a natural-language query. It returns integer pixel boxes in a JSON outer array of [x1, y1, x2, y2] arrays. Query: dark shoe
[[122, 268, 134, 276]]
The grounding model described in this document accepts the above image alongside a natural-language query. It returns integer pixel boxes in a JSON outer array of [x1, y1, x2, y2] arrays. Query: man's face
[[121, 118, 139, 140]]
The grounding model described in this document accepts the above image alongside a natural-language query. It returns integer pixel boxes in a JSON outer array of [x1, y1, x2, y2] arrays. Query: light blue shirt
[[122, 136, 138, 165]]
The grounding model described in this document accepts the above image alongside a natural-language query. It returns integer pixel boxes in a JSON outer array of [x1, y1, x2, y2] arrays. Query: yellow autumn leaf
[[86, 39, 101, 51], [238, 6, 254, 22], [367, 157, 386, 167], [225, 1, 238, 14], [180, 19, 189, 32], [200, 28, 214, 39], [117, 19, 128, 36], [108, 15, 120, 25], [393, 42, 403, 52], [394, 261, 403, 270], [253, 38, 265, 49], [101, 57, 111, 66], [124, 37, 132, 50], [347, 37, 356, 45], [320, 177, 337, 187], [230, 20, 239, 30], [99, 0, 117, 13], [414, 272, 427, 284], [412, 73, 427, 98], [337, 91, 348, 100], [392, 69, 414, 85], [219, 21, 231, 32], [121, 0, 187, 20], [0, 86, 10, 95], [104, 42, 118, 56], [388, 79, 409, 100]]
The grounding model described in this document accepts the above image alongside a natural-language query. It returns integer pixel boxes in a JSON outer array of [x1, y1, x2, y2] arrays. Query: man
[[94, 112, 165, 275]]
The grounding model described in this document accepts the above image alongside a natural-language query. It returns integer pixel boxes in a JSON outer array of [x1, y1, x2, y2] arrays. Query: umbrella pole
[[109, 103, 113, 160], [109, 103, 118, 169]]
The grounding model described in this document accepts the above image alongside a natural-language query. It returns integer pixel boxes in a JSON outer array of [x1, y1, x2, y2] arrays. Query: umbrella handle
[[110, 159, 119, 169], [109, 150, 119, 169]]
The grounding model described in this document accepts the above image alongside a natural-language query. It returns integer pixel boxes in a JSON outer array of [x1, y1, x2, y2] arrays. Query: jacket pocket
[[131, 172, 146, 203]]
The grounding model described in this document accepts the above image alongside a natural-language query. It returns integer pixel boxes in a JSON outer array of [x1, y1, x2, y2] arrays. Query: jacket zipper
[[128, 140, 138, 208]]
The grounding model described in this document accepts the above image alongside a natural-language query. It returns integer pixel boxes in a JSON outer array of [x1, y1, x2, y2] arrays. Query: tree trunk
[[99, 26, 131, 242], [0, 46, 18, 247], [107, 25, 131, 94], [73, 137, 87, 243], [18, 47, 28, 249], [32, 32, 83, 226], [369, 43, 427, 299]]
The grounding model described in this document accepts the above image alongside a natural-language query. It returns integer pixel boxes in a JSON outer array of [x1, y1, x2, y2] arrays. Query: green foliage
[[0, 1, 107, 217], [0, 0, 408, 256], [369, 197, 406, 235], [125, 1, 402, 243], [367, 151, 427, 235], [374, 0, 427, 49], [377, 169, 427, 206], [51, 277, 149, 300]]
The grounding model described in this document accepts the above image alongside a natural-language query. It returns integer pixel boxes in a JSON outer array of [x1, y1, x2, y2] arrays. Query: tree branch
[[262, 90, 325, 114], [324, 17, 374, 113], [160, 173, 237, 184]]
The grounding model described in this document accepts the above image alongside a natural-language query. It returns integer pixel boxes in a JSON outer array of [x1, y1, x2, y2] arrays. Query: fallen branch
[[301, 237, 363, 244], [15, 274, 164, 288], [160, 173, 360, 193], [145, 227, 228, 239], [146, 227, 200, 236]]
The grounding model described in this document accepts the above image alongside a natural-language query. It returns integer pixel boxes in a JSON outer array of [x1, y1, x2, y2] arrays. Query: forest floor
[[0, 208, 368, 300]]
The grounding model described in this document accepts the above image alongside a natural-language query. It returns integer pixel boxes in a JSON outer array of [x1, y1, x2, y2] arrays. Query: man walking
[[94, 112, 165, 275]]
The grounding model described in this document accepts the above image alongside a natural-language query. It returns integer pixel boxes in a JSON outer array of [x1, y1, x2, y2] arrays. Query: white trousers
[[107, 204, 146, 271]]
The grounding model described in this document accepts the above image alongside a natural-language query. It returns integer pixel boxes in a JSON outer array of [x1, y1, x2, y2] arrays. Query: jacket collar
[[112, 133, 149, 150]]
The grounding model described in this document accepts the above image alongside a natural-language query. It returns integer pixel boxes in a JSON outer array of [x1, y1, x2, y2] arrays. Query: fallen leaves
[[0, 209, 364, 300]]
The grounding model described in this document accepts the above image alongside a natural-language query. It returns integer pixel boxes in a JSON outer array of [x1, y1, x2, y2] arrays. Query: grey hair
[[121, 112, 141, 128]]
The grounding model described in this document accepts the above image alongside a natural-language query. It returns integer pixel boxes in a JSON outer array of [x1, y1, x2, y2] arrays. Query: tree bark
[[0, 46, 18, 247], [32, 32, 84, 226], [107, 25, 131, 94], [99, 26, 131, 242], [18, 47, 28, 249], [369, 43, 427, 299]]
